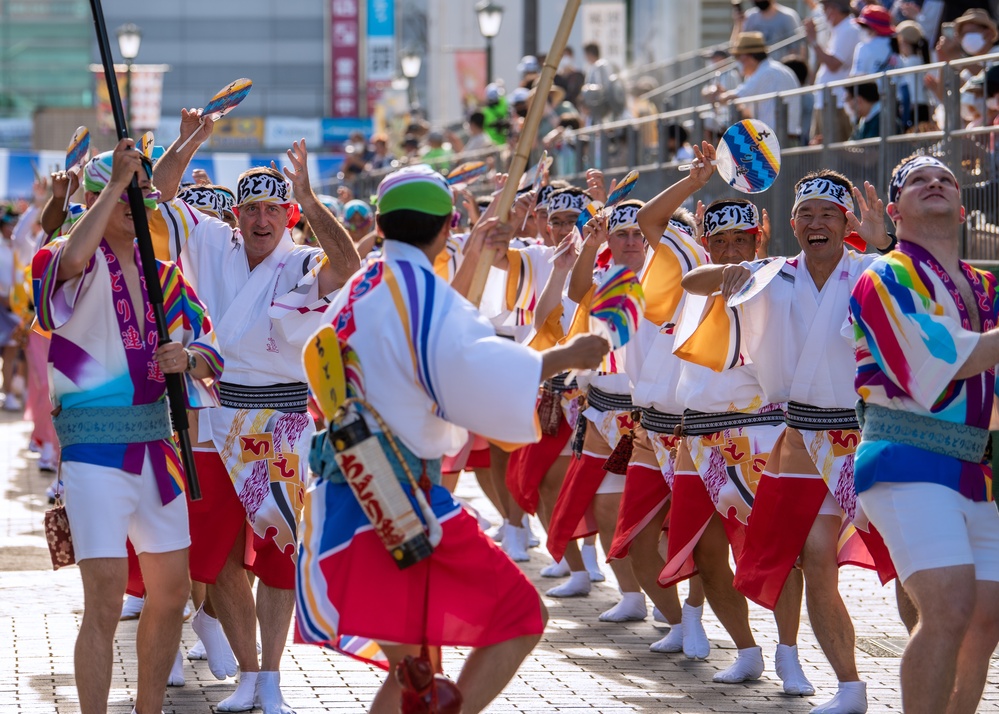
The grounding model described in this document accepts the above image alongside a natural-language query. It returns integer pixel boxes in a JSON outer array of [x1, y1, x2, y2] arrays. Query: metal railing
[[346, 51, 999, 260], [554, 51, 999, 259]]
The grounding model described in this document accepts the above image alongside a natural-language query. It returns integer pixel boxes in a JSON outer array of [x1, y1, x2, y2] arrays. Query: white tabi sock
[[187, 638, 207, 660], [167, 648, 185, 687], [810, 681, 868, 714], [546, 570, 591, 597], [120, 594, 144, 621], [191, 605, 239, 680], [217, 671, 257, 712], [712, 646, 764, 683], [540, 558, 570, 578], [652, 606, 669, 624], [599, 591, 648, 622], [580, 543, 606, 582], [255, 671, 295, 714], [681, 602, 710, 660], [502, 525, 530, 562], [776, 644, 815, 696], [489, 518, 508, 542], [522, 514, 541, 547], [649, 622, 684, 653]]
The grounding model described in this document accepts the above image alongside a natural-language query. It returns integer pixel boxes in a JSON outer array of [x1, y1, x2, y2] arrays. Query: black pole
[[87, 0, 202, 500], [486, 36, 493, 84]]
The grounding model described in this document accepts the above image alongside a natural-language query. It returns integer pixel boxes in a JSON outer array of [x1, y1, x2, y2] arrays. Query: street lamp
[[476, 0, 504, 84], [401, 49, 422, 111], [116, 23, 142, 128]]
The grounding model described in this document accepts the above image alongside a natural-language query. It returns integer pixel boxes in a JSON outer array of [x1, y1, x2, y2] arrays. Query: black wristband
[[877, 232, 898, 255]]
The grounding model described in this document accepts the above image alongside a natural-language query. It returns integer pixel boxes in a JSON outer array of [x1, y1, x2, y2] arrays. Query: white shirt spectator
[[815, 17, 862, 109], [735, 57, 803, 137], [851, 34, 896, 77]]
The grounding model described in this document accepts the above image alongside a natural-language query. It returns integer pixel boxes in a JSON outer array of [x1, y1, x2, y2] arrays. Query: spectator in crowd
[[580, 42, 622, 123], [342, 199, 375, 244], [533, 83, 577, 143], [894, 20, 933, 129], [400, 134, 421, 163], [782, 55, 814, 145], [630, 76, 660, 160], [851, 5, 898, 76], [518, 55, 541, 87], [937, 8, 999, 64], [665, 123, 695, 162], [461, 111, 494, 154], [340, 130, 371, 181], [367, 132, 396, 171], [805, 0, 862, 143], [712, 32, 803, 143], [938, 1, 996, 27], [421, 130, 453, 171], [482, 83, 511, 146], [511, 86, 531, 120], [559, 47, 586, 106], [845, 82, 888, 138], [702, 49, 741, 138], [732, 0, 804, 60]]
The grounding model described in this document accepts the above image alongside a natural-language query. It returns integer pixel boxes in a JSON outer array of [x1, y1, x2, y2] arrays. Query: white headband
[[547, 190, 588, 216], [667, 218, 693, 239], [703, 203, 760, 236], [792, 177, 854, 215], [889, 155, 956, 203], [237, 172, 291, 206], [609, 204, 641, 232], [178, 186, 223, 218]]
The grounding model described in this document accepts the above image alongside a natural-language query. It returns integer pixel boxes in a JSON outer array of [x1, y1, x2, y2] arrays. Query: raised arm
[[567, 217, 603, 304], [637, 142, 715, 249], [56, 139, 143, 280], [41, 167, 80, 237], [152, 108, 216, 201], [534, 236, 577, 330], [681, 263, 751, 299], [284, 139, 361, 293]]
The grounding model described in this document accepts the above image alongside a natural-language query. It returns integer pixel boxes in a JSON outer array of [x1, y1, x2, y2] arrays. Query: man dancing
[[296, 164, 609, 713], [32, 139, 222, 714], [851, 155, 999, 714]]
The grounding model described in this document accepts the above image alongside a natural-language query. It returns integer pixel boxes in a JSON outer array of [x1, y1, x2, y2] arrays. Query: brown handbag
[[44, 496, 75, 571]]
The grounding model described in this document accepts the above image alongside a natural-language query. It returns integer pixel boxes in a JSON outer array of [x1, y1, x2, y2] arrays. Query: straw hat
[[730, 31, 767, 55], [528, 83, 566, 106], [954, 8, 998, 37], [895, 20, 925, 46]]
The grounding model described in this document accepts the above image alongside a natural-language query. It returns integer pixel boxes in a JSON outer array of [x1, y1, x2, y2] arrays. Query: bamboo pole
[[466, 0, 582, 306]]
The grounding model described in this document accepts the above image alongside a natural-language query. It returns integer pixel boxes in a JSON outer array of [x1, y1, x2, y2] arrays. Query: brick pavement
[[1, 411, 997, 712]]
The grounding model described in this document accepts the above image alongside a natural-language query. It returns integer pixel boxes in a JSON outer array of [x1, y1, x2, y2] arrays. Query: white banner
[[581, 1, 627, 74]]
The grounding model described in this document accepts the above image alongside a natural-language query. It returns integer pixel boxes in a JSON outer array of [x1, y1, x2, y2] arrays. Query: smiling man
[[32, 139, 223, 714], [850, 155, 999, 714], [158, 139, 360, 713], [685, 169, 896, 714]]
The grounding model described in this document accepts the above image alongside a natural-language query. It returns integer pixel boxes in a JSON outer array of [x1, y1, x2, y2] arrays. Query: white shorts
[[859, 481, 999, 584], [62, 453, 190, 561], [595, 470, 626, 495]]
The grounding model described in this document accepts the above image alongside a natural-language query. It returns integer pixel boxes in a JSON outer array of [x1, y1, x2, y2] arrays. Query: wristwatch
[[185, 350, 197, 373]]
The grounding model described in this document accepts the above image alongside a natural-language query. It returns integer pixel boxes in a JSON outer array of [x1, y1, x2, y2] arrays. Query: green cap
[[376, 164, 453, 216]]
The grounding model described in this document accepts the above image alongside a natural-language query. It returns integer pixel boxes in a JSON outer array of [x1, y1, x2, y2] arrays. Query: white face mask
[[988, 96, 999, 111], [962, 32, 987, 54], [961, 102, 980, 123]]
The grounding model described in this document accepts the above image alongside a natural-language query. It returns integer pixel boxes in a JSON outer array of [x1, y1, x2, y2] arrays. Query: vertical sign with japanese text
[[581, 2, 626, 74], [331, 0, 361, 117], [366, 0, 395, 116]]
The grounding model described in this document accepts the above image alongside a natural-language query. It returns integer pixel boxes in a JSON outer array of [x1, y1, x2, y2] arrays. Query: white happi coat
[[739, 248, 876, 409], [165, 199, 330, 557], [324, 239, 543, 458]]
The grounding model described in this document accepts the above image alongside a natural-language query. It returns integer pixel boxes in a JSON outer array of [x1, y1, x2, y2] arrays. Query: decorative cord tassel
[[602, 430, 634, 475]]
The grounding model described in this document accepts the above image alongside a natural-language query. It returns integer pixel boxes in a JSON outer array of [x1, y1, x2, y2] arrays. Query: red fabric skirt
[[188, 449, 295, 589], [607, 435, 670, 560], [506, 420, 572, 515], [733, 429, 896, 610], [545, 453, 605, 562], [299, 481, 544, 649]]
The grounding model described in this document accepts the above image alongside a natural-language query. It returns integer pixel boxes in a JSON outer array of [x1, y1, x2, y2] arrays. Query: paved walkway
[[2, 411, 997, 712]]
